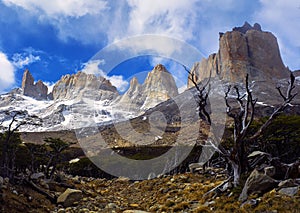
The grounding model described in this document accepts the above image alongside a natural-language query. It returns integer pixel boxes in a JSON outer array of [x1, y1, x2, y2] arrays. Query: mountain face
[[188, 22, 290, 87], [116, 64, 178, 111], [51, 71, 119, 101], [22, 70, 48, 100], [0, 65, 178, 131]]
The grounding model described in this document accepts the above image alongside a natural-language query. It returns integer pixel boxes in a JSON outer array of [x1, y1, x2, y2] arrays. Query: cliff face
[[118, 64, 178, 110], [188, 22, 290, 87], [51, 71, 119, 101], [21, 70, 48, 100]]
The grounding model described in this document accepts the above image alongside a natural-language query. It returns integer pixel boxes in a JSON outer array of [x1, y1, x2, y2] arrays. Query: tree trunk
[[232, 161, 241, 187]]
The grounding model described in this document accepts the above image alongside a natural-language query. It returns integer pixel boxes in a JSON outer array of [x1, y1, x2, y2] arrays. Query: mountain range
[[0, 22, 299, 133]]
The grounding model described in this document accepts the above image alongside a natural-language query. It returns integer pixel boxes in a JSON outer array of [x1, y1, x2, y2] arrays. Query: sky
[[0, 0, 299, 94]]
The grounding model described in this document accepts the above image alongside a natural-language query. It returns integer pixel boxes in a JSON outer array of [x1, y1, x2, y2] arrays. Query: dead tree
[[186, 67, 297, 186], [0, 110, 42, 179], [184, 66, 211, 125], [224, 74, 257, 185]]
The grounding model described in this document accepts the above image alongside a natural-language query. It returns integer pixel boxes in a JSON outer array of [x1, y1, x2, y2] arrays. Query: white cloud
[[2, 0, 107, 18], [2, 0, 110, 44], [126, 0, 200, 41], [0, 52, 15, 93], [82, 60, 129, 92], [81, 60, 105, 76], [12, 53, 40, 68], [44, 82, 55, 93]]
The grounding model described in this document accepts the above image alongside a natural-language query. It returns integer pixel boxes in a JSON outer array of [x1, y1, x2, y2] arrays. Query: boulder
[[239, 169, 278, 202], [57, 188, 83, 207]]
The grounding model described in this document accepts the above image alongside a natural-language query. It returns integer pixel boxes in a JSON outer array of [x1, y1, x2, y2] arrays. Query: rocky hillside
[[188, 22, 290, 87]]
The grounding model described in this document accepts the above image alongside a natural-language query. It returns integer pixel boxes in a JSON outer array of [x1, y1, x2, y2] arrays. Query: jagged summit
[[117, 65, 178, 111], [22, 69, 48, 100], [153, 64, 168, 72], [51, 71, 118, 101], [188, 22, 290, 87], [232, 22, 262, 34]]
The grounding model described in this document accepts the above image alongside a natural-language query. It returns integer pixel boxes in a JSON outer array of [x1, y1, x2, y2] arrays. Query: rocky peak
[[153, 64, 168, 72], [232, 22, 262, 34], [118, 65, 178, 111], [21, 69, 48, 100], [51, 71, 118, 101], [188, 23, 290, 88]]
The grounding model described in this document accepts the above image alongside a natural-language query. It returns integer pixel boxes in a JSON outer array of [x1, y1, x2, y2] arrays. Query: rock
[[30, 172, 45, 181], [239, 169, 278, 202], [57, 208, 66, 213], [0, 176, 3, 187], [123, 210, 150, 213], [188, 23, 290, 88], [4, 178, 9, 185], [278, 186, 299, 197], [204, 201, 216, 207], [117, 64, 178, 111], [233, 22, 262, 34], [278, 179, 298, 188], [106, 203, 118, 209], [116, 176, 130, 182], [52, 71, 119, 101], [264, 166, 276, 177], [241, 199, 259, 208], [57, 188, 83, 207], [39, 179, 49, 189], [22, 70, 48, 100]]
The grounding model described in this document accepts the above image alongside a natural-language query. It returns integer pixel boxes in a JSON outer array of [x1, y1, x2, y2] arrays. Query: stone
[[57, 188, 83, 207], [106, 203, 118, 209], [278, 186, 299, 197], [241, 199, 259, 208], [21, 70, 48, 100], [188, 23, 290, 88], [116, 176, 130, 182], [239, 169, 278, 202], [0, 176, 3, 187], [30, 172, 45, 181], [278, 179, 298, 188], [123, 210, 150, 213], [4, 178, 9, 184], [57, 208, 66, 213]]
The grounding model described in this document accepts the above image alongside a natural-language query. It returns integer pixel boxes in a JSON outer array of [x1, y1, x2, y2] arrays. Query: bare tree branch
[[250, 73, 297, 140], [184, 65, 212, 125]]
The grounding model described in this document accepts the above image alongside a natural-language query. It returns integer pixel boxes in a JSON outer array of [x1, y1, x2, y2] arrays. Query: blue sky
[[0, 0, 299, 94]]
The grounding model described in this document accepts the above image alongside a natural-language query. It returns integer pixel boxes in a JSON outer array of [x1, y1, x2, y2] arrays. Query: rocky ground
[[1, 168, 299, 213]]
